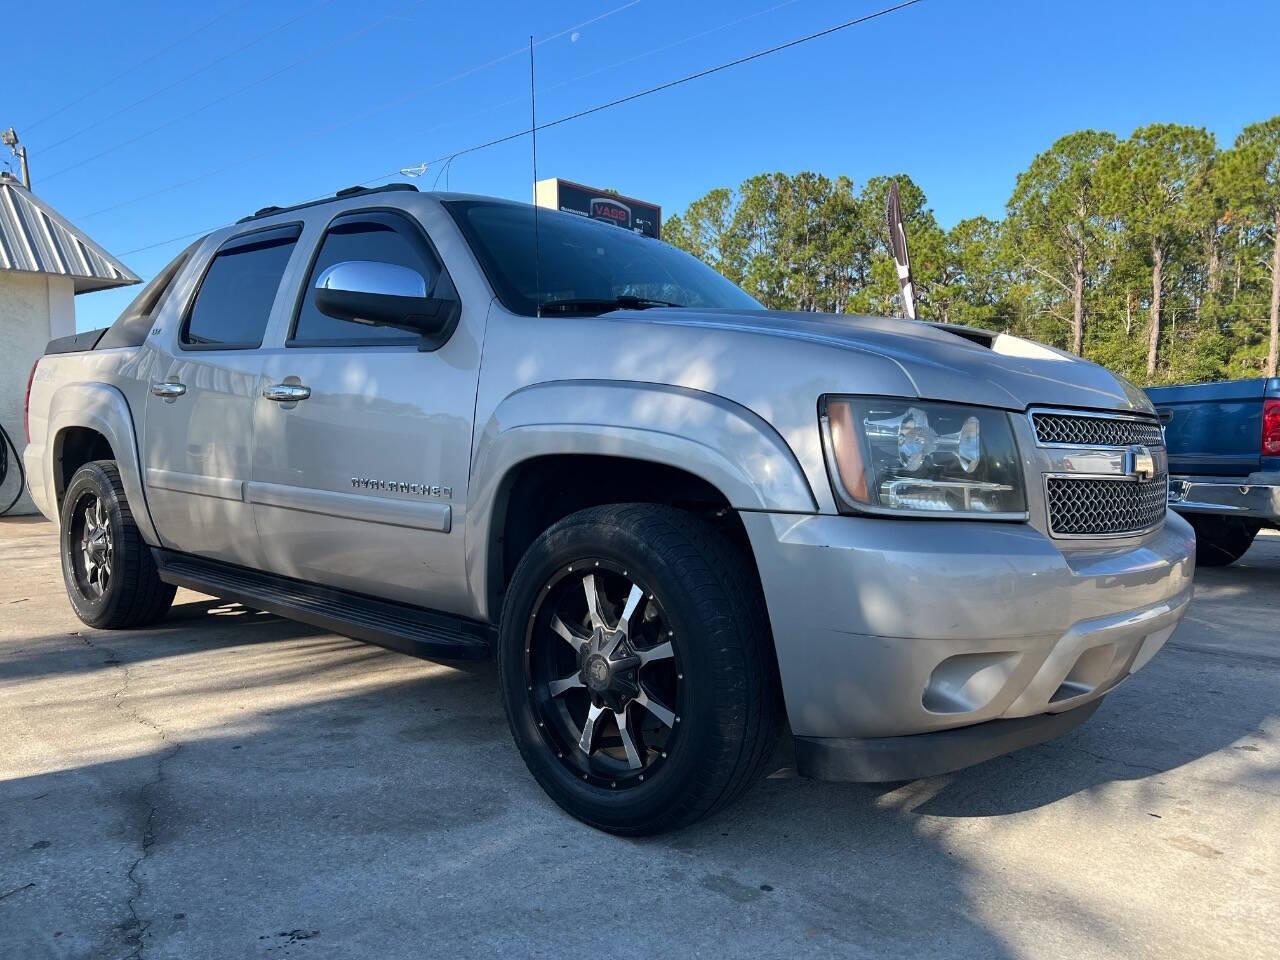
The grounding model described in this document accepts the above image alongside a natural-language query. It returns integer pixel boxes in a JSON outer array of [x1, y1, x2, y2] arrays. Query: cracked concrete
[[73, 631, 181, 959], [2, 517, 1278, 959], [121, 737, 180, 960]]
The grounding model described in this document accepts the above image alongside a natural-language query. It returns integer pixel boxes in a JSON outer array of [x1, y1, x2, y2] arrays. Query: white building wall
[[48, 275, 76, 340], [0, 272, 68, 515]]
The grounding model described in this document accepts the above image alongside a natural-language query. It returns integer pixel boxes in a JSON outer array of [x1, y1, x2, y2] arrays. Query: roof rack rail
[[236, 183, 419, 224]]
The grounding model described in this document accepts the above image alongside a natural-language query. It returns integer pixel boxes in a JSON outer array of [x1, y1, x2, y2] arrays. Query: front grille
[[1033, 412, 1164, 448], [1045, 475, 1168, 537]]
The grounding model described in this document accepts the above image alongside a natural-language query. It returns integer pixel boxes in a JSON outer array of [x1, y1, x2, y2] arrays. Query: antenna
[[530, 35, 543, 319]]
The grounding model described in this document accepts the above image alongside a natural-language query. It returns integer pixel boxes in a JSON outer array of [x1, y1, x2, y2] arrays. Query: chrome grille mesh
[[1033, 413, 1164, 448], [1045, 475, 1167, 536]]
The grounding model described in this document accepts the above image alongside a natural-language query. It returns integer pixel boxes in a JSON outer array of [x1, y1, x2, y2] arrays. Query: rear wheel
[[498, 504, 779, 835], [60, 461, 175, 629], [1186, 514, 1261, 567]]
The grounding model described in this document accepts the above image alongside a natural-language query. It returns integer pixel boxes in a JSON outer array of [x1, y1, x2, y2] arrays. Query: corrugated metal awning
[[0, 178, 140, 293]]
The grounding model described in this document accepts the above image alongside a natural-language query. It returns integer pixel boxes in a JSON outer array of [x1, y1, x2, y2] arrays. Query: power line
[[534, 0, 926, 140], [117, 0, 924, 257], [540, 0, 806, 101], [119, 227, 216, 258], [43, 0, 419, 184], [74, 0, 643, 220], [110, 2, 646, 255], [371, 1, 927, 178], [380, 0, 810, 181], [430, 156, 457, 190], [20, 0, 254, 134], [38, 0, 339, 155]]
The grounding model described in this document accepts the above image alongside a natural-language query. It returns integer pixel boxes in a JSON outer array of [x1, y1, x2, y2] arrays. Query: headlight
[[820, 396, 1027, 517]]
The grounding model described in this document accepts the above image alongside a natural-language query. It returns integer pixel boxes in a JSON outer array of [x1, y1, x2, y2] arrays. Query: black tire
[[1186, 514, 1261, 567], [498, 503, 780, 835], [60, 460, 175, 629]]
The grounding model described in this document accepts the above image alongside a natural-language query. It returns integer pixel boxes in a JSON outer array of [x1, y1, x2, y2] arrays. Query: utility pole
[[2, 128, 30, 189]]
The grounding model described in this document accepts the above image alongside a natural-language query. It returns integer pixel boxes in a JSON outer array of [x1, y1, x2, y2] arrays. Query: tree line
[[662, 117, 1280, 385]]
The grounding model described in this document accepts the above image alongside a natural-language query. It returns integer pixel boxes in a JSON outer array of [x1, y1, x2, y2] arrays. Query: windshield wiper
[[538, 295, 684, 314]]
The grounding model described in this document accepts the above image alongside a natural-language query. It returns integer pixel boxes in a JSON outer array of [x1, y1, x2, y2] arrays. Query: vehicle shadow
[[0, 598, 316, 683], [3, 538, 1277, 958], [0, 600, 1017, 959]]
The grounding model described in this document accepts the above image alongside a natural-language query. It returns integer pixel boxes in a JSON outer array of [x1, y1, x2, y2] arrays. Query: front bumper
[[1168, 477, 1280, 524], [741, 511, 1195, 762]]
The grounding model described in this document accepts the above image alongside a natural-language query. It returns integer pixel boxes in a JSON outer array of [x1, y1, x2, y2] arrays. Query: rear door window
[[290, 211, 442, 346], [181, 225, 301, 349]]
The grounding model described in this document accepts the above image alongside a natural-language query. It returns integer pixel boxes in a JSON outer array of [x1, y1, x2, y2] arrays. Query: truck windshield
[[444, 199, 760, 317]]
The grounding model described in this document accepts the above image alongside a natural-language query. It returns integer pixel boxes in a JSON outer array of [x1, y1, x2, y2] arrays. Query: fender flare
[[45, 381, 160, 546], [465, 379, 817, 621]]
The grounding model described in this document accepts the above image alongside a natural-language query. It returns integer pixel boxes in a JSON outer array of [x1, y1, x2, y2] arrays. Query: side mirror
[[314, 261, 455, 339]]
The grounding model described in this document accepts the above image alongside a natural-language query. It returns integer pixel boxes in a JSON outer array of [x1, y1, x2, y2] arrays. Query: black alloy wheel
[[70, 491, 114, 600], [525, 558, 682, 788], [499, 503, 780, 835], [60, 461, 175, 629]]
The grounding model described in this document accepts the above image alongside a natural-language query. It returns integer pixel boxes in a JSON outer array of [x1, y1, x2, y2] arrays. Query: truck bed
[[1146, 377, 1280, 479]]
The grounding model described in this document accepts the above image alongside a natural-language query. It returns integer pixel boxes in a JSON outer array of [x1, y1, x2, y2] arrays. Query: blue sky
[[8, 0, 1279, 331]]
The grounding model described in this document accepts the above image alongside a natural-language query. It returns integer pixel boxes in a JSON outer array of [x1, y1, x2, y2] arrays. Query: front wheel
[[60, 461, 175, 629], [498, 504, 780, 835]]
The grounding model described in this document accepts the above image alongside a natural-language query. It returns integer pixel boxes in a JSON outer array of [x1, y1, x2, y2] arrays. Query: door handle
[[262, 383, 311, 402], [151, 381, 187, 399]]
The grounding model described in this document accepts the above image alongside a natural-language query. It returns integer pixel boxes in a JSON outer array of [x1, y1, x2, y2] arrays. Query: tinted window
[[444, 199, 760, 317], [182, 225, 299, 348], [292, 211, 442, 345], [98, 240, 199, 349]]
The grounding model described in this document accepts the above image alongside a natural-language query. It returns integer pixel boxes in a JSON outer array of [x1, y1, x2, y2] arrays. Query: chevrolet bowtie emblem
[[1125, 444, 1156, 481]]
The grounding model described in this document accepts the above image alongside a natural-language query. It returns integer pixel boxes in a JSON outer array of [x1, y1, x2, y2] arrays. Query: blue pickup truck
[[1145, 377, 1280, 566]]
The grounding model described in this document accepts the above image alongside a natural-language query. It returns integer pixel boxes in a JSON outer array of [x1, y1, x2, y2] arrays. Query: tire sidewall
[[499, 513, 729, 831], [1189, 514, 1259, 566], [60, 464, 126, 628]]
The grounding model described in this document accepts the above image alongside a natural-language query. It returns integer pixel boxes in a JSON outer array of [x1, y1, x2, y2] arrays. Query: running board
[[153, 549, 494, 661]]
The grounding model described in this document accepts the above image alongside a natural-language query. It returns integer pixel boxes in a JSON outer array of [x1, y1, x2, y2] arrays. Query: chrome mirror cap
[[314, 260, 427, 298]]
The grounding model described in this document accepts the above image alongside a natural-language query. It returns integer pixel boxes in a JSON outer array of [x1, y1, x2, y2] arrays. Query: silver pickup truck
[[23, 185, 1195, 833]]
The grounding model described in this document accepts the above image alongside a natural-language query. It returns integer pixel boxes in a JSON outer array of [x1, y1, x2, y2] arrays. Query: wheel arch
[[53, 427, 114, 506], [45, 382, 159, 545], [465, 379, 816, 624]]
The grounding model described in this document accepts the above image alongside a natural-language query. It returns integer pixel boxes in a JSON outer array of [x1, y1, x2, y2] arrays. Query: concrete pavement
[[1, 517, 1277, 959]]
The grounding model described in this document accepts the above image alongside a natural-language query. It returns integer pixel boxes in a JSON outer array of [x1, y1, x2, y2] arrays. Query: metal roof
[[0, 176, 140, 293]]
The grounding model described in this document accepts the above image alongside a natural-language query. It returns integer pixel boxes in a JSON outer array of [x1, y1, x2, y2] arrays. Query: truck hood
[[629, 308, 1155, 414]]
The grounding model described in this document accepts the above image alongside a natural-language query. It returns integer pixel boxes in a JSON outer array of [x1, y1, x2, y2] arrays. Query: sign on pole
[[535, 178, 662, 239]]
